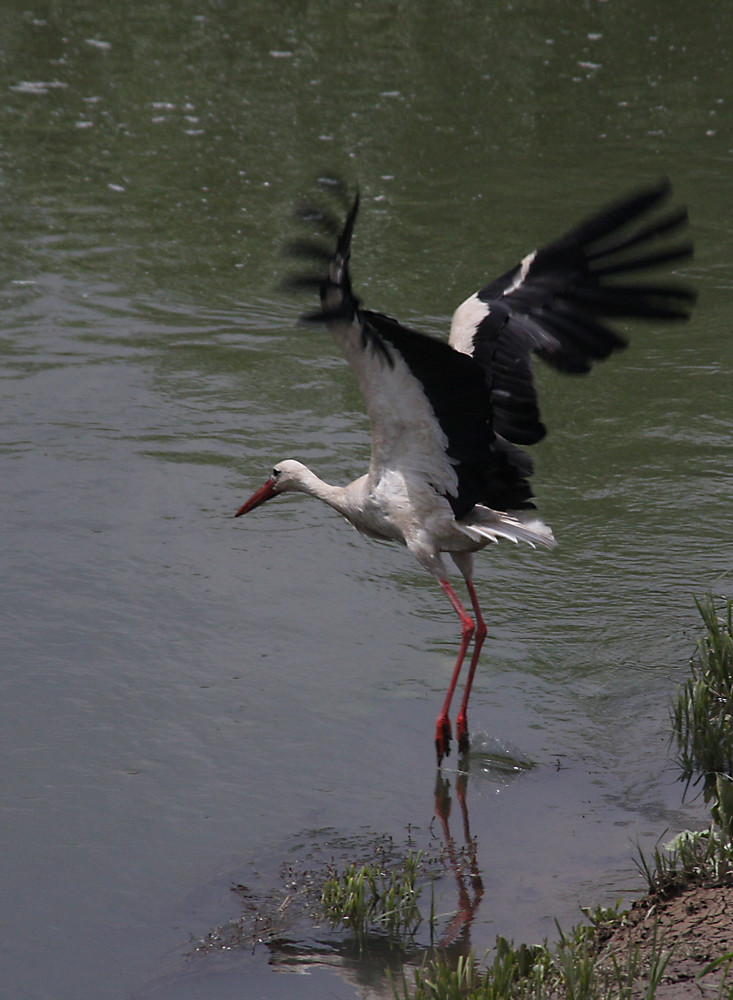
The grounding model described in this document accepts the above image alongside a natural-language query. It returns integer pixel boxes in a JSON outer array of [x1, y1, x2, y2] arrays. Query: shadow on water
[[140, 750, 530, 1000]]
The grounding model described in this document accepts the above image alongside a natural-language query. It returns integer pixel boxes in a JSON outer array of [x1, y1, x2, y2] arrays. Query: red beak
[[234, 478, 278, 517]]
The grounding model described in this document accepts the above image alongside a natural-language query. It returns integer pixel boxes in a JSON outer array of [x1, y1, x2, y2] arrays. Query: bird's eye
[[272, 468, 281, 479]]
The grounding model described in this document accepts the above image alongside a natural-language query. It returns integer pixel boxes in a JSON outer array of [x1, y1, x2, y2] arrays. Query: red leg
[[435, 578, 475, 765], [455, 578, 487, 756]]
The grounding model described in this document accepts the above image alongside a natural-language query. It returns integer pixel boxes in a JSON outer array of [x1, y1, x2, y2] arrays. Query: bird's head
[[234, 460, 308, 516]]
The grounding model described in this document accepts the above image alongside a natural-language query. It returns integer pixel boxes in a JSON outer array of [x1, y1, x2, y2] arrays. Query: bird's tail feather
[[456, 510, 556, 549]]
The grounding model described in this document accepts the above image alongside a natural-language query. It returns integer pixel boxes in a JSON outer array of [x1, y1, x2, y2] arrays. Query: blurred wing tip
[[315, 174, 359, 211], [317, 173, 349, 193], [292, 204, 342, 234], [281, 239, 333, 262], [280, 273, 324, 294]]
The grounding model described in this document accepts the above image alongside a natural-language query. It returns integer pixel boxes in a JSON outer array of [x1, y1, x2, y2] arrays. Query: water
[[1, 2, 732, 998]]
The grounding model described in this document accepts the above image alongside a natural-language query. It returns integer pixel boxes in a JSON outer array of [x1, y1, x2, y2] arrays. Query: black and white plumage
[[236, 179, 695, 764]]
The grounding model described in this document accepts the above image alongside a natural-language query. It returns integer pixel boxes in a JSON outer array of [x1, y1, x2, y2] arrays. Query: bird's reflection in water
[[432, 739, 532, 957], [433, 767, 484, 954]]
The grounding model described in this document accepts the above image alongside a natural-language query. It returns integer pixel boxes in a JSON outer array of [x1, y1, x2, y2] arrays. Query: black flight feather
[[468, 179, 696, 446]]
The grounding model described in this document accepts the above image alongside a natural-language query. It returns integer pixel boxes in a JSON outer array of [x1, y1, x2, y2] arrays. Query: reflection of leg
[[434, 772, 453, 838], [455, 578, 487, 755], [434, 578, 475, 764], [433, 771, 483, 950], [456, 771, 484, 897]]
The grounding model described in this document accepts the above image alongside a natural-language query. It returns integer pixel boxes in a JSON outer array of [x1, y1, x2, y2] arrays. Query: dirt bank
[[597, 881, 733, 999]]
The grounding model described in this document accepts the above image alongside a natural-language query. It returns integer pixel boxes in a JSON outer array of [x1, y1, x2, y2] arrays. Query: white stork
[[236, 179, 695, 764]]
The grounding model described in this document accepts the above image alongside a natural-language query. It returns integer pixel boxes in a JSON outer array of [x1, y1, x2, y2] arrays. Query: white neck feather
[[278, 460, 358, 518]]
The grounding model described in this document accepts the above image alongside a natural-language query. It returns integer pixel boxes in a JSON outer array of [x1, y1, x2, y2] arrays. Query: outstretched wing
[[287, 185, 532, 518], [449, 179, 696, 445]]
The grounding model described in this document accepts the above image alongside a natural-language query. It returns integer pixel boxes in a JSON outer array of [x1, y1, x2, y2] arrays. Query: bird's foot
[[456, 712, 470, 757], [435, 715, 452, 765]]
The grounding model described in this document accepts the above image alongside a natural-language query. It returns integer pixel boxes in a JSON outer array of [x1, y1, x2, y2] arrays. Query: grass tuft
[[671, 594, 733, 833], [391, 916, 676, 1000], [320, 851, 424, 949]]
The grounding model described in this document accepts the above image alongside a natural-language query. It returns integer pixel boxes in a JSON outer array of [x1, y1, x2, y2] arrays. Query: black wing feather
[[461, 179, 696, 446]]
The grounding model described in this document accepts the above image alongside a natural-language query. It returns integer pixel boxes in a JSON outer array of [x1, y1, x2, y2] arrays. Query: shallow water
[[1, 2, 732, 998]]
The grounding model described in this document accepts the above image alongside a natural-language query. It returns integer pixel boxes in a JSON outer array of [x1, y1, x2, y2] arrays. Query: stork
[[236, 179, 695, 764]]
